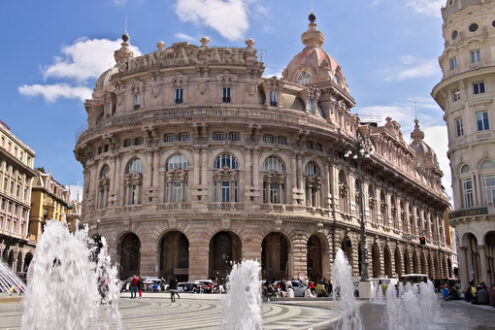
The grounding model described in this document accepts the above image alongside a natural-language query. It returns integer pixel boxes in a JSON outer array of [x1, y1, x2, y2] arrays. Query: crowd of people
[[262, 278, 332, 300]]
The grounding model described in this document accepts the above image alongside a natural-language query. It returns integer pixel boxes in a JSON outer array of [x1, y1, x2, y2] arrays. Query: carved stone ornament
[[168, 216, 177, 229], [274, 218, 283, 231], [221, 216, 231, 229]]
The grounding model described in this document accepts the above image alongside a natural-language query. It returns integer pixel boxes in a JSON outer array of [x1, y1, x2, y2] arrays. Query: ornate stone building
[[432, 0, 495, 287], [0, 120, 36, 272], [76, 15, 453, 282]]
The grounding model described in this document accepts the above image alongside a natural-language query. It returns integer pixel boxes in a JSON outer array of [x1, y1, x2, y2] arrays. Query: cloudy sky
[[0, 0, 450, 201]]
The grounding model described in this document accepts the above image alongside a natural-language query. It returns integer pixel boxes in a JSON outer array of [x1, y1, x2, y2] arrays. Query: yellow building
[[29, 168, 70, 242]]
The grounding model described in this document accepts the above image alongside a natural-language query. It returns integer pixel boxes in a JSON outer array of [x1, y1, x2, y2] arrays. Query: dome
[[409, 119, 439, 167], [283, 13, 347, 90], [95, 67, 118, 93], [442, 0, 495, 19]]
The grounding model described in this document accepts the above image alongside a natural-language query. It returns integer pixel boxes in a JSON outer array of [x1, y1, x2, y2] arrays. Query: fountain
[[0, 260, 26, 295], [21, 221, 121, 330], [331, 249, 363, 330], [221, 259, 263, 330]]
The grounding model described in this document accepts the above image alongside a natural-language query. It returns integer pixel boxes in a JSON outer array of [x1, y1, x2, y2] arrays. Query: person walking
[[130, 275, 138, 299], [169, 276, 179, 303], [159, 276, 166, 292], [137, 276, 143, 299]]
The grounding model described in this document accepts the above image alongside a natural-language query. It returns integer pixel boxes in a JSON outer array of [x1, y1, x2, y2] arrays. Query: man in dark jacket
[[169, 276, 179, 302], [130, 275, 138, 299]]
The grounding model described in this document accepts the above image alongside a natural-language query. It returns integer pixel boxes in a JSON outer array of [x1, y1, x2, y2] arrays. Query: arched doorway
[[463, 233, 480, 284], [395, 247, 402, 277], [372, 243, 381, 278], [307, 234, 329, 281], [24, 253, 33, 273], [341, 236, 353, 269], [485, 231, 495, 285], [404, 249, 411, 274], [384, 246, 392, 278], [16, 252, 23, 273], [262, 232, 289, 281], [159, 231, 189, 282], [8, 250, 14, 268], [209, 231, 242, 280], [118, 232, 141, 280], [2, 248, 8, 262]]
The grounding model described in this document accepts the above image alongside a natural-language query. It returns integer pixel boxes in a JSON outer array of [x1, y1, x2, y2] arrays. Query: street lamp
[[344, 126, 373, 282]]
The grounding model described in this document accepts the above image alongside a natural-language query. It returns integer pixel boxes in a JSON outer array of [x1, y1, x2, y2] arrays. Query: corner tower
[[432, 0, 495, 288]]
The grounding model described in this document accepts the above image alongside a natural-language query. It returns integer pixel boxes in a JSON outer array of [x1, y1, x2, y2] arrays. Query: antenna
[[414, 101, 417, 120], [124, 15, 128, 33], [310, 0, 314, 12]]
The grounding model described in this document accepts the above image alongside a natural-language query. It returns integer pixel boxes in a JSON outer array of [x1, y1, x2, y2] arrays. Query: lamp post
[[345, 126, 373, 284]]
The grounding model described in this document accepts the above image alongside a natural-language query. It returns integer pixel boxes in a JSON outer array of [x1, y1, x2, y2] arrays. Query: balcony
[[207, 203, 244, 211]]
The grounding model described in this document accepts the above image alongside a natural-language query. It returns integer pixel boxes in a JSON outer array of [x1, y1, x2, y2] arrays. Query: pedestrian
[[489, 283, 495, 308], [169, 276, 179, 302], [304, 286, 315, 298], [137, 276, 143, 298], [159, 276, 166, 292], [130, 275, 138, 299], [441, 284, 449, 301]]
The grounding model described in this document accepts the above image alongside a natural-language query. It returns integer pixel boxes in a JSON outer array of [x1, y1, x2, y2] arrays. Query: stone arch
[[209, 230, 242, 280], [372, 242, 381, 278], [384, 245, 393, 278], [462, 232, 481, 284], [24, 252, 33, 273], [340, 234, 353, 269], [1, 247, 7, 262], [484, 231, 495, 285], [117, 232, 141, 280], [262, 231, 291, 281], [16, 251, 23, 273], [8, 250, 14, 268], [158, 230, 189, 282], [307, 233, 330, 282]]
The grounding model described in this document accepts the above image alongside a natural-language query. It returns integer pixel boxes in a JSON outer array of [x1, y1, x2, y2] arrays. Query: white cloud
[[43, 38, 141, 82], [174, 32, 196, 42], [66, 185, 84, 202], [424, 125, 452, 199], [384, 56, 439, 81], [405, 0, 444, 17], [109, 0, 127, 5], [18, 84, 92, 102], [174, 0, 252, 41]]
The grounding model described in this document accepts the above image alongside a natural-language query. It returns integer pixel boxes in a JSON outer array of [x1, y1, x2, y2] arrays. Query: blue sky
[[0, 0, 450, 200]]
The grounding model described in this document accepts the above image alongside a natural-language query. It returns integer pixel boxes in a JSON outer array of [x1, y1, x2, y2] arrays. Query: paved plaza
[[1, 293, 494, 329]]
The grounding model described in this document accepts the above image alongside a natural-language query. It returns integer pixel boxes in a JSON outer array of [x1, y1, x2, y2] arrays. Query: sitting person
[[441, 285, 449, 300], [473, 285, 490, 305], [287, 284, 295, 298], [304, 286, 315, 298]]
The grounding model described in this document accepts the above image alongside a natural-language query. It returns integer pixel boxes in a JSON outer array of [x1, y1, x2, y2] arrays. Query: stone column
[[478, 245, 489, 285], [458, 247, 469, 288], [201, 147, 208, 186], [323, 166, 330, 209], [292, 235, 307, 280], [193, 148, 200, 185], [152, 149, 160, 188], [252, 149, 260, 190], [188, 235, 209, 281]]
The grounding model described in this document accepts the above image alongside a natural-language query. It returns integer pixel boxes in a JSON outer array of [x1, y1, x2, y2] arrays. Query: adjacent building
[[432, 0, 495, 287], [0, 120, 36, 272], [76, 14, 453, 282]]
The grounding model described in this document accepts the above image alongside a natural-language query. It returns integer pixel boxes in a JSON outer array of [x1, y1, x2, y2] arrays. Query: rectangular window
[[221, 181, 230, 202], [134, 137, 144, 145], [16, 184, 20, 197], [269, 91, 277, 106], [483, 175, 495, 206], [175, 88, 183, 104], [270, 183, 279, 204], [228, 132, 239, 141], [8, 201, 12, 212], [172, 181, 181, 202], [213, 132, 225, 141], [470, 49, 481, 63], [179, 133, 190, 141], [134, 94, 141, 109], [473, 81, 485, 95], [130, 184, 137, 205], [308, 99, 314, 114], [455, 117, 464, 137], [222, 87, 231, 103], [305, 141, 313, 149], [463, 178, 474, 208], [450, 57, 457, 70], [316, 143, 323, 151], [277, 136, 287, 144], [10, 181, 13, 194], [476, 112, 490, 131], [98, 146, 102, 154], [1, 199, 4, 210], [164, 134, 175, 142], [123, 138, 132, 147], [104, 144, 109, 152], [263, 135, 274, 143], [452, 88, 461, 102]]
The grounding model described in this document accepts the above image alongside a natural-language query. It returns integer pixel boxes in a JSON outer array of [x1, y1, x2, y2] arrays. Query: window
[[166, 154, 189, 171], [455, 117, 464, 137], [104, 144, 109, 152], [213, 132, 225, 141], [134, 137, 144, 145], [16, 184, 20, 197], [223, 87, 231, 103], [100, 165, 109, 179], [473, 81, 485, 95], [172, 181, 181, 202], [305, 141, 313, 149], [451, 30, 458, 40], [450, 57, 457, 70], [175, 88, 183, 104], [476, 112, 490, 131], [221, 181, 231, 202], [304, 162, 320, 176], [452, 89, 461, 102], [106, 103, 112, 117], [123, 139, 132, 147], [469, 23, 479, 32], [460, 164, 470, 174], [164, 134, 175, 142], [130, 184, 138, 205], [264, 156, 285, 172], [165, 154, 189, 203], [308, 99, 314, 114], [98, 146, 103, 155], [269, 91, 277, 106], [125, 158, 142, 174], [179, 133, 190, 141], [134, 94, 141, 109], [296, 71, 312, 86], [214, 153, 238, 169], [263, 135, 274, 143], [471, 50, 481, 63], [277, 136, 287, 144], [315, 143, 323, 151], [483, 175, 495, 206], [317, 103, 325, 118], [463, 178, 474, 208], [480, 160, 495, 169], [228, 132, 239, 141]]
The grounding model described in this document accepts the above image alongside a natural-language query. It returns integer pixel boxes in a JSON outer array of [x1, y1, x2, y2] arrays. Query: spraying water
[[0, 260, 26, 294], [221, 260, 263, 330], [21, 221, 121, 330], [331, 249, 363, 330]]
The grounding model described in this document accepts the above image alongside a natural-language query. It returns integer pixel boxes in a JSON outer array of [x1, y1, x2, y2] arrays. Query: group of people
[[461, 281, 495, 307], [262, 278, 332, 300], [128, 275, 144, 299]]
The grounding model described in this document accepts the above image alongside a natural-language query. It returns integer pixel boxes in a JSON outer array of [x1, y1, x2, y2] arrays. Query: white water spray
[[21, 221, 121, 330], [221, 260, 263, 330], [0, 260, 26, 294]]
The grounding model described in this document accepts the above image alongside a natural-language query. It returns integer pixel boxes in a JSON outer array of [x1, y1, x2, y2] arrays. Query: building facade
[[76, 15, 453, 282], [432, 0, 495, 288], [29, 169, 70, 242], [0, 120, 36, 272]]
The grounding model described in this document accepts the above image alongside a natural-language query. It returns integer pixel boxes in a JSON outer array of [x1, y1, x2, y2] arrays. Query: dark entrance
[[262, 232, 289, 281], [160, 231, 189, 282], [118, 232, 141, 280], [209, 231, 241, 280]]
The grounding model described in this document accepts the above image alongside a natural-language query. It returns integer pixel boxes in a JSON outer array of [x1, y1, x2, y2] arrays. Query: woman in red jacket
[[137, 276, 143, 298]]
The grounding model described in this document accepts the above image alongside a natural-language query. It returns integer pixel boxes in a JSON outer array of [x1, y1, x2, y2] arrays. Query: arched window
[[368, 185, 377, 223], [296, 71, 312, 86], [214, 153, 238, 170], [165, 154, 189, 203], [213, 153, 239, 203], [460, 164, 470, 174], [263, 156, 286, 204], [480, 160, 495, 169], [339, 170, 349, 214], [124, 158, 143, 205], [98, 165, 110, 209], [304, 162, 321, 207]]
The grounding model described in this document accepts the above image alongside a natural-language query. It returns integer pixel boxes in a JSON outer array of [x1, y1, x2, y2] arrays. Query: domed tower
[[432, 0, 495, 288]]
